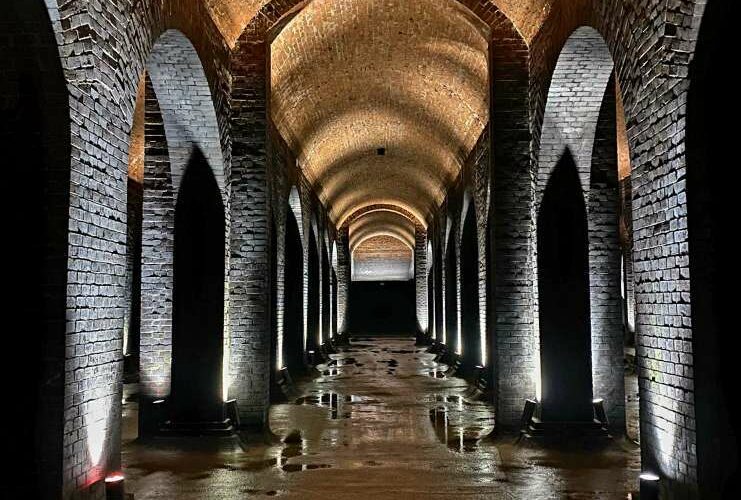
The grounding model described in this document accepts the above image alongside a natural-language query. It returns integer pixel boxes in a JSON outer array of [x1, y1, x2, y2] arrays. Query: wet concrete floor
[[123, 336, 640, 499]]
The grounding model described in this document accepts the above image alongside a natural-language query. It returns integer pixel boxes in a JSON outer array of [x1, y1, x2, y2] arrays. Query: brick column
[[140, 76, 175, 399], [414, 228, 428, 333], [488, 27, 534, 429], [228, 35, 271, 425], [336, 227, 351, 333], [589, 78, 625, 431]]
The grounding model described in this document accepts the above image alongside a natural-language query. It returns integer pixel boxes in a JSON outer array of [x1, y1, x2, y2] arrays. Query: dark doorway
[[306, 228, 320, 352], [349, 280, 416, 333], [171, 149, 225, 423], [434, 245, 444, 343], [537, 149, 593, 422], [331, 269, 338, 337], [445, 235, 458, 352], [687, 0, 738, 495], [284, 211, 305, 371], [427, 269, 435, 337], [321, 239, 330, 343], [4, 1, 69, 496], [460, 206, 480, 369]]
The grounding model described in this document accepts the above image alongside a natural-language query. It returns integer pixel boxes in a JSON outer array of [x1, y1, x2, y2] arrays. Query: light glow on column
[[533, 311, 542, 401], [223, 335, 231, 402], [85, 396, 113, 467]]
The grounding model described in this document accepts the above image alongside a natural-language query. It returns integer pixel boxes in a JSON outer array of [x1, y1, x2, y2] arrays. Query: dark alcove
[[306, 228, 320, 351], [687, 0, 738, 495], [171, 149, 225, 423], [537, 149, 593, 422], [284, 211, 305, 371], [460, 206, 481, 369], [445, 235, 458, 352]]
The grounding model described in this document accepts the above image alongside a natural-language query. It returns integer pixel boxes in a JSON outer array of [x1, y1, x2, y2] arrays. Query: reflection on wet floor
[[429, 394, 496, 452], [123, 336, 641, 499]]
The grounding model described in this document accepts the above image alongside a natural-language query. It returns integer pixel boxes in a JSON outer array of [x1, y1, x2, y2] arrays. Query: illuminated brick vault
[[3, 0, 736, 498]]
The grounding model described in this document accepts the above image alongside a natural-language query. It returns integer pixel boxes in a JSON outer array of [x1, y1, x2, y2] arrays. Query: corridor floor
[[122, 337, 640, 499]]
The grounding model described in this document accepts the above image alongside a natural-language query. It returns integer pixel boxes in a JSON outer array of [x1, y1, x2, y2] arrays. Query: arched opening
[[444, 232, 458, 354], [284, 208, 305, 372], [331, 268, 338, 338], [306, 226, 321, 352], [130, 29, 228, 434], [434, 242, 445, 343], [170, 148, 225, 423], [460, 203, 480, 369], [331, 241, 339, 338], [535, 26, 627, 431], [321, 237, 331, 344], [4, 1, 69, 495], [427, 242, 435, 338], [687, 0, 738, 495], [537, 150, 593, 422]]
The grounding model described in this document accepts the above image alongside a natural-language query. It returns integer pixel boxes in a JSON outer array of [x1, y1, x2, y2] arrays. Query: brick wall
[[529, 0, 709, 494], [49, 0, 232, 494]]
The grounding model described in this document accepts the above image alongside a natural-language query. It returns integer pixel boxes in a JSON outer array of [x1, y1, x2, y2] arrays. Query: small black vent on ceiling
[[377, 147, 386, 156]]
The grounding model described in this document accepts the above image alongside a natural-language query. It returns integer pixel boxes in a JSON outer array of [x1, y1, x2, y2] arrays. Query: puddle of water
[[429, 397, 495, 453], [294, 392, 381, 420]]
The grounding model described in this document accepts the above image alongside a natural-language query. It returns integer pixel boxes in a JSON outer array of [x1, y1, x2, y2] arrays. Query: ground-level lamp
[[105, 472, 124, 500], [639, 472, 660, 500]]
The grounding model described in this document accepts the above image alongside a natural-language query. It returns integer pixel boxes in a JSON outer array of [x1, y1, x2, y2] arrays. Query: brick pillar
[[140, 76, 175, 400], [414, 228, 428, 333], [489, 30, 534, 429], [589, 78, 625, 431], [336, 227, 351, 333], [228, 36, 271, 425]]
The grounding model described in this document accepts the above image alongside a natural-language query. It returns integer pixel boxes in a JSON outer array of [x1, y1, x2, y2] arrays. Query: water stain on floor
[[123, 336, 640, 499]]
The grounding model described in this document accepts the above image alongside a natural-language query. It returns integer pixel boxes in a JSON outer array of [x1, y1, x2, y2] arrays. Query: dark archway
[[427, 268, 435, 338], [321, 238, 331, 344], [306, 227, 321, 352], [171, 148, 225, 423], [284, 210, 305, 372], [4, 1, 69, 496], [331, 268, 338, 338], [537, 149, 593, 422], [444, 233, 458, 353], [687, 0, 738, 495], [434, 243, 444, 343], [460, 205, 480, 370]]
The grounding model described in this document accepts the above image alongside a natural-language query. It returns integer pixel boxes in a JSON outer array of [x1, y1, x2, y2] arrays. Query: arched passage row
[[6, 0, 734, 498]]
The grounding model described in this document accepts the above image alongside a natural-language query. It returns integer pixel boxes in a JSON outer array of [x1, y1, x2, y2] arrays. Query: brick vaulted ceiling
[[203, 0, 555, 270], [271, 0, 490, 228]]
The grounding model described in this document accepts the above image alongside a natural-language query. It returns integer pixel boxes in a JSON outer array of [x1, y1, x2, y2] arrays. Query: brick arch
[[349, 211, 417, 251], [135, 28, 232, 435], [288, 185, 304, 243], [535, 26, 614, 202], [341, 204, 424, 231], [533, 25, 625, 431], [147, 30, 228, 199], [49, 0, 234, 494]]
